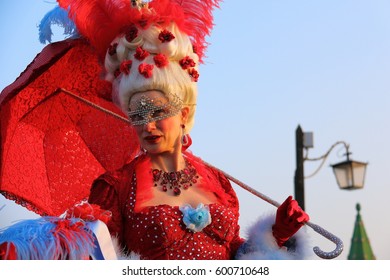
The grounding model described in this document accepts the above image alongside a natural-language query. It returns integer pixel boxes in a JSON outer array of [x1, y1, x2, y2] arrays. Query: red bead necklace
[[152, 161, 199, 196]]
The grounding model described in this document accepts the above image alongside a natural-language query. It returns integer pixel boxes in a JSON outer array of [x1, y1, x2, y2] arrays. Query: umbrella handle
[[306, 221, 344, 259], [198, 158, 344, 259]]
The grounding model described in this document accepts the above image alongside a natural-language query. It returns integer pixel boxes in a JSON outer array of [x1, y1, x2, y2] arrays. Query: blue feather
[[38, 5, 79, 44], [0, 217, 96, 260]]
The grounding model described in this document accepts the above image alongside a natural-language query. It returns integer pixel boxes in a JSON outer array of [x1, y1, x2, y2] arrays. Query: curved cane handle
[[306, 221, 344, 259]]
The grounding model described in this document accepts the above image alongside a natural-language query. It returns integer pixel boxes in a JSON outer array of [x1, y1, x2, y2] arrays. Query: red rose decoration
[[114, 69, 121, 78], [188, 68, 199, 82], [108, 43, 118, 56], [192, 44, 198, 54], [158, 29, 175, 43], [139, 63, 154, 78], [179, 56, 196, 69], [139, 15, 149, 29], [153, 53, 169, 68], [120, 60, 133, 75], [125, 25, 138, 42], [134, 46, 150, 61]]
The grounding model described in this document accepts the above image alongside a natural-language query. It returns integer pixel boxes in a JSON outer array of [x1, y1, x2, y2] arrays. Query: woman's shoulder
[[88, 154, 147, 206]]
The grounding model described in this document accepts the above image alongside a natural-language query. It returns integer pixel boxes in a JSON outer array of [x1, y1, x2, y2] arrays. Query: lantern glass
[[331, 160, 367, 190]]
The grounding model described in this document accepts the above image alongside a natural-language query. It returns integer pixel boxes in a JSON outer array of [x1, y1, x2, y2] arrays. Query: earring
[[181, 124, 189, 146], [181, 134, 189, 146]]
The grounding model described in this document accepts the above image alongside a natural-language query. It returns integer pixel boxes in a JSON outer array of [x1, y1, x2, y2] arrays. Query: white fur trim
[[235, 213, 312, 260], [110, 236, 140, 260]]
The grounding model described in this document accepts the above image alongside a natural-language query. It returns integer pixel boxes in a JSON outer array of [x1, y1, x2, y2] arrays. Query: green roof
[[347, 203, 376, 260]]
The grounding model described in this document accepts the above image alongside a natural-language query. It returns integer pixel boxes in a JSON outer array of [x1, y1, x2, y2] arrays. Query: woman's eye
[[130, 114, 143, 122], [152, 109, 168, 117]]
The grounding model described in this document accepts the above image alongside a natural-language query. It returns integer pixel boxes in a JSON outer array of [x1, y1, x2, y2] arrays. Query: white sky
[[1, 1, 389, 260]]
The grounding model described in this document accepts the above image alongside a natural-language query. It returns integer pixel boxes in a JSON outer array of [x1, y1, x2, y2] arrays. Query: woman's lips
[[144, 135, 162, 143]]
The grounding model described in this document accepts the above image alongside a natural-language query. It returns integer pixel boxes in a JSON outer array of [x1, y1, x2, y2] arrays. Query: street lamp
[[294, 125, 368, 211], [331, 156, 367, 190]]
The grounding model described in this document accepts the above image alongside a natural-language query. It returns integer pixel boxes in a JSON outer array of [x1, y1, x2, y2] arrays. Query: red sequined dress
[[88, 152, 245, 260]]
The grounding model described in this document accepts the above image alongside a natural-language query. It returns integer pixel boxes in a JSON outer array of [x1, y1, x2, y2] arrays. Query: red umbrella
[[0, 39, 140, 217]]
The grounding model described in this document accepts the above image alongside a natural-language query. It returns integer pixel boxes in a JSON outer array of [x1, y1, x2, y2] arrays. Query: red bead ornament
[[152, 161, 199, 196], [173, 187, 181, 196]]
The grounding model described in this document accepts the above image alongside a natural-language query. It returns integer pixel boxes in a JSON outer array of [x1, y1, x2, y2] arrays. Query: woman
[[83, 1, 311, 259], [0, 0, 311, 260]]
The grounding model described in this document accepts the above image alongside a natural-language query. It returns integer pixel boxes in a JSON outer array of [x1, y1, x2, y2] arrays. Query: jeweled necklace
[[151, 160, 199, 196]]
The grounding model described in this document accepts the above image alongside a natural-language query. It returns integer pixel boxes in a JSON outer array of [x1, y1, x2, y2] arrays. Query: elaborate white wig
[[104, 22, 199, 133]]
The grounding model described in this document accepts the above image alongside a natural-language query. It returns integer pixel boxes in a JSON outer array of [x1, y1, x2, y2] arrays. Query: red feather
[[57, 0, 221, 62], [57, 0, 139, 58], [169, 0, 221, 61]]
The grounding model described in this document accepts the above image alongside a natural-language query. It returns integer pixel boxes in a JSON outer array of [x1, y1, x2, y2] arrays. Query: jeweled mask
[[128, 92, 183, 126]]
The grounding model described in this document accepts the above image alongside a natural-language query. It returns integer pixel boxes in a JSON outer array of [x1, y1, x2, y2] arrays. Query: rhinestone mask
[[128, 93, 183, 126]]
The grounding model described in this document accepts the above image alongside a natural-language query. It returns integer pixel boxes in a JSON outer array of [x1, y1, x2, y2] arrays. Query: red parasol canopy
[[0, 39, 140, 216]]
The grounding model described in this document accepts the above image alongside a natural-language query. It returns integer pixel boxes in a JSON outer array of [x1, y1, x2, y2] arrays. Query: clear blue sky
[[1, 1, 389, 260]]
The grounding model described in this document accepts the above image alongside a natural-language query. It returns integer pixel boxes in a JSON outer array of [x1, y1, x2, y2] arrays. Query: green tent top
[[348, 203, 376, 260]]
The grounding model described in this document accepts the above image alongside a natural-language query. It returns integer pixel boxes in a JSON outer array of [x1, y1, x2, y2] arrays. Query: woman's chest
[[122, 204, 240, 259]]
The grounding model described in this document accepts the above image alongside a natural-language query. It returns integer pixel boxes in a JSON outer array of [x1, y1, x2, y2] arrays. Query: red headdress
[[57, 0, 221, 62]]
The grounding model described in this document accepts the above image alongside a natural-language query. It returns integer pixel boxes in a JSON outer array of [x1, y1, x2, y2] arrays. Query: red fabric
[[88, 152, 244, 260], [0, 39, 140, 216], [272, 196, 310, 247], [0, 243, 17, 260]]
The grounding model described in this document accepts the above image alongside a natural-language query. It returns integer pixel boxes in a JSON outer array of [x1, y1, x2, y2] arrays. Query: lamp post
[[294, 126, 305, 210], [294, 125, 368, 211]]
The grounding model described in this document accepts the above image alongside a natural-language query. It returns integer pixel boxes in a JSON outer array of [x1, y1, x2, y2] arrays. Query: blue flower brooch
[[179, 203, 212, 232]]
